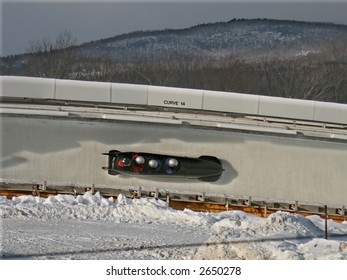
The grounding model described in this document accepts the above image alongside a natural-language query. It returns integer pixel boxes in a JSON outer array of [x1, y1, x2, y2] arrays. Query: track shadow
[[213, 159, 238, 185]]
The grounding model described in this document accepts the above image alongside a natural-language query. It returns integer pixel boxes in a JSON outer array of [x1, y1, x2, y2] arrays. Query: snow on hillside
[[78, 19, 347, 61], [1, 192, 347, 260]]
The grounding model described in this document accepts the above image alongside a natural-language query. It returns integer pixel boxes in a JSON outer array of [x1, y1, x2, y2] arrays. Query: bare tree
[[25, 30, 77, 78], [326, 37, 347, 102]]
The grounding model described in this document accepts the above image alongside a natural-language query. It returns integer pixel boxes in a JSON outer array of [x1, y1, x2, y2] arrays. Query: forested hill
[[1, 19, 347, 103], [77, 19, 347, 61]]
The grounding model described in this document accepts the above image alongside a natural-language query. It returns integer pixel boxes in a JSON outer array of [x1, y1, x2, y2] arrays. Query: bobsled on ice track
[[102, 150, 223, 182]]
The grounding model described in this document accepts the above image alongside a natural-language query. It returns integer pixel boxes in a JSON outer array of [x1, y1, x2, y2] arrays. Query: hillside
[[76, 19, 347, 62], [1, 19, 347, 103]]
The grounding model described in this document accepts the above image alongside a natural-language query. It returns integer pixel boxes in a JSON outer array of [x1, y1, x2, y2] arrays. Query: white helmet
[[135, 156, 145, 164], [168, 158, 178, 167], [149, 159, 159, 168]]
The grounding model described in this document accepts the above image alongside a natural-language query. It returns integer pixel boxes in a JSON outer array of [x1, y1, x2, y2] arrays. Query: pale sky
[[1, 0, 347, 56]]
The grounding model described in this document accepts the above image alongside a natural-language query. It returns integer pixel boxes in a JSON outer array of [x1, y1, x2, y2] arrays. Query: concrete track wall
[[2, 76, 347, 125], [1, 114, 347, 206]]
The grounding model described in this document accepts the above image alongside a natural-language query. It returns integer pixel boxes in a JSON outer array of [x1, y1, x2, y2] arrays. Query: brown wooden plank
[[1, 189, 346, 223]]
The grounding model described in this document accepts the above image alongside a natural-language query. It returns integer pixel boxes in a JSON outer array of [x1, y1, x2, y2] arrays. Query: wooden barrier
[[1, 189, 346, 223]]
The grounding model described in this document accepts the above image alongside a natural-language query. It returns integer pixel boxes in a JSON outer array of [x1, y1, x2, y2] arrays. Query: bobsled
[[102, 150, 223, 182]]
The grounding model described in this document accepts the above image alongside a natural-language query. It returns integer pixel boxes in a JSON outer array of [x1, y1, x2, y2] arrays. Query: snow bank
[[259, 211, 322, 236], [195, 211, 347, 260], [1, 193, 347, 260], [0, 193, 213, 227]]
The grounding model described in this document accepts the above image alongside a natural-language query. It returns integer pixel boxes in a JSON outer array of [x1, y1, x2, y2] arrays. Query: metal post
[[325, 205, 328, 240], [264, 202, 267, 218], [247, 196, 252, 206], [72, 187, 77, 197], [43, 180, 47, 191], [201, 192, 206, 202]]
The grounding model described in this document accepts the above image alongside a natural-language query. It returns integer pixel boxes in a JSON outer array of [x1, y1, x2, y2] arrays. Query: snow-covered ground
[[1, 192, 347, 260]]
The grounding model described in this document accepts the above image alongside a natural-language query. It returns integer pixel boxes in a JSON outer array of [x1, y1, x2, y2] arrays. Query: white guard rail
[[1, 75, 347, 125]]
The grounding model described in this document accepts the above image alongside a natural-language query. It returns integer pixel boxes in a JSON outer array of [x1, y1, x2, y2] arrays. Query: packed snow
[[1, 192, 347, 260]]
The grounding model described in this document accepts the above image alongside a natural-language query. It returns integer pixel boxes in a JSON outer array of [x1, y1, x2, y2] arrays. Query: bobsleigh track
[[1, 76, 347, 219]]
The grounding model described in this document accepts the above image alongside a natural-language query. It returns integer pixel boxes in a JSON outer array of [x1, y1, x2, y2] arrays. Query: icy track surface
[[1, 192, 347, 260]]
